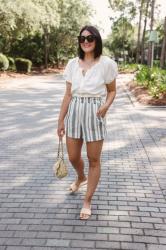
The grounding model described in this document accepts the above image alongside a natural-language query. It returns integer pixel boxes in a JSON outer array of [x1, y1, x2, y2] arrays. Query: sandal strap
[[79, 180, 87, 186], [69, 179, 87, 192], [69, 182, 78, 192], [80, 207, 91, 215]]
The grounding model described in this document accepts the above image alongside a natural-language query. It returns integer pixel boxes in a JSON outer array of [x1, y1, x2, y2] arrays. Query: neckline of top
[[77, 55, 103, 75]]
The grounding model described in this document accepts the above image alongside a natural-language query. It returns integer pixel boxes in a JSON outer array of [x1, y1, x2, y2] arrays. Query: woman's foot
[[69, 177, 87, 193], [76, 176, 87, 187], [80, 200, 91, 220]]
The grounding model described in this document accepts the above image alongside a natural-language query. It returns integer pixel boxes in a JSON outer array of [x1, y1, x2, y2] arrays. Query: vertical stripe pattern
[[65, 96, 107, 142]]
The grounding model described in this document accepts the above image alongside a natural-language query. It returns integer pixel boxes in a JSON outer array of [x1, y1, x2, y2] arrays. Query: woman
[[57, 25, 118, 220]]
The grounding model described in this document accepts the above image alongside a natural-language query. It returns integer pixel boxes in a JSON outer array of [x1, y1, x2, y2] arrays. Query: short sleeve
[[104, 58, 118, 84], [63, 59, 73, 83]]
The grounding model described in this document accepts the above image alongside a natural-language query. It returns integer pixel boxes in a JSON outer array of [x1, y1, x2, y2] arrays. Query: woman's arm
[[97, 79, 116, 118], [57, 82, 72, 137]]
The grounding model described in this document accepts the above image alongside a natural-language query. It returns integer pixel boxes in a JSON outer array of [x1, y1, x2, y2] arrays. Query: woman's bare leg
[[66, 136, 86, 184], [80, 139, 104, 219]]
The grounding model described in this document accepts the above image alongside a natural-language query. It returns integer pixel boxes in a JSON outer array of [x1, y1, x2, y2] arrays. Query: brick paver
[[0, 73, 166, 249]]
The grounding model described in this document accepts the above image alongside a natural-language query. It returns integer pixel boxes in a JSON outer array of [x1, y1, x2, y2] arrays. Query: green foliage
[[136, 65, 166, 98], [7, 56, 15, 70], [153, 60, 160, 67], [156, 18, 165, 44], [108, 0, 136, 19], [0, 0, 59, 68], [0, 53, 9, 71], [136, 65, 151, 86], [104, 16, 136, 59], [10, 33, 44, 66], [118, 63, 138, 73], [107, 1, 165, 65], [0, 0, 59, 36], [50, 0, 92, 64], [0, 0, 92, 67], [102, 47, 113, 57], [15, 58, 32, 73]]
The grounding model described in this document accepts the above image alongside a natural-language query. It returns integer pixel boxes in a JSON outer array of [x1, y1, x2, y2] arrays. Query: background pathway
[[0, 73, 166, 250]]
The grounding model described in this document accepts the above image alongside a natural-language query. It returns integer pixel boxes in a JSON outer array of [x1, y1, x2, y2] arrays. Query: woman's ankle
[[78, 175, 87, 182], [83, 199, 91, 208], [84, 196, 92, 204]]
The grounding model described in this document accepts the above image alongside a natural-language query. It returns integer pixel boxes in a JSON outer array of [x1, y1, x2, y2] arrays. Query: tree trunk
[[147, 0, 155, 67], [122, 12, 125, 63], [136, 0, 144, 63], [160, 17, 166, 68], [141, 0, 150, 64], [44, 27, 49, 69]]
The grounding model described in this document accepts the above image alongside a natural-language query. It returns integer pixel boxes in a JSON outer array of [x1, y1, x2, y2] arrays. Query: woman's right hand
[[57, 120, 65, 138]]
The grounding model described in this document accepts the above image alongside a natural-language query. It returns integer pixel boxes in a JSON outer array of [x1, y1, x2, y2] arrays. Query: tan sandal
[[80, 206, 91, 220], [68, 179, 87, 193]]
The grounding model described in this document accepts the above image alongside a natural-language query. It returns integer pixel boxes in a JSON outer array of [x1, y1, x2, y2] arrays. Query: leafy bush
[[10, 34, 45, 66], [136, 65, 166, 98], [119, 63, 139, 73], [136, 65, 151, 87], [8, 56, 15, 70], [153, 60, 160, 67], [15, 58, 32, 73], [0, 53, 9, 71]]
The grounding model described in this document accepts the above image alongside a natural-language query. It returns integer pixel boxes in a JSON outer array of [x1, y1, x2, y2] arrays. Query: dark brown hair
[[78, 25, 102, 59]]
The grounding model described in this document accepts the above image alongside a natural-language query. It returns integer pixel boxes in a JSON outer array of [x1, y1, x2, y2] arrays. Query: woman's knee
[[68, 155, 81, 165], [87, 155, 100, 167]]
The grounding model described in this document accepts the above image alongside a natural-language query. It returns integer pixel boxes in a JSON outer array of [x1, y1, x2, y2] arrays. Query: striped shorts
[[64, 96, 107, 142]]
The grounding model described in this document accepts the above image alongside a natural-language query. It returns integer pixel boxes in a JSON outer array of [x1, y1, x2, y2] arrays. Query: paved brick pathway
[[0, 73, 166, 250]]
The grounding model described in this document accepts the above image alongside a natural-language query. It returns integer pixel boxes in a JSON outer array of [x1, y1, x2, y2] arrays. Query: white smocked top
[[63, 55, 118, 97]]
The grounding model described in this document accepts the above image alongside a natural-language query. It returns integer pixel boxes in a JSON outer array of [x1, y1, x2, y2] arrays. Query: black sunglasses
[[77, 34, 96, 43]]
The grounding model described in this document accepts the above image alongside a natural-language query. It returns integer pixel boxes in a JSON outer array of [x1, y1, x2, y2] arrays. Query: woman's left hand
[[96, 104, 109, 118]]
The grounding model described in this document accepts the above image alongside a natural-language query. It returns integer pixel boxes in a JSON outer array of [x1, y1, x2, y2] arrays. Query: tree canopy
[[0, 0, 92, 67]]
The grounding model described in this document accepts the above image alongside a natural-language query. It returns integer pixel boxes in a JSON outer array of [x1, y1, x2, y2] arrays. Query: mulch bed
[[127, 81, 166, 106]]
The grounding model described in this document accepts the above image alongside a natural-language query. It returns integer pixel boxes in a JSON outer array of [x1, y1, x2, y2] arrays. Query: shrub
[[136, 65, 151, 87], [136, 65, 166, 98], [0, 53, 9, 71], [10, 33, 44, 66], [15, 58, 32, 73], [149, 85, 160, 98], [118, 63, 139, 73], [8, 57, 15, 70], [153, 60, 160, 67]]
